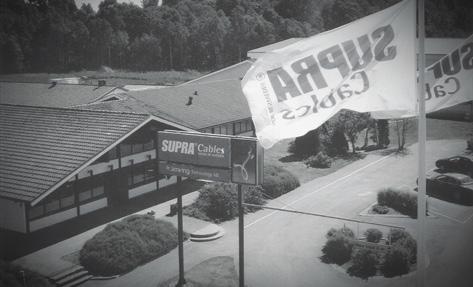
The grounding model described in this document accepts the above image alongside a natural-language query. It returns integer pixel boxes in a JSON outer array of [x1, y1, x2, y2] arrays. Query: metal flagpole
[[417, 0, 427, 286]]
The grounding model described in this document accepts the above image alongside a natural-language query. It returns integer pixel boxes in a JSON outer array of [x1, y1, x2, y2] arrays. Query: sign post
[[176, 176, 186, 287], [157, 130, 263, 287], [238, 184, 244, 287]]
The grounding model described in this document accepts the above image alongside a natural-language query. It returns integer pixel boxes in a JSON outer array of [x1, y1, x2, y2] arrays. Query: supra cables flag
[[241, 0, 416, 149], [372, 34, 473, 119]]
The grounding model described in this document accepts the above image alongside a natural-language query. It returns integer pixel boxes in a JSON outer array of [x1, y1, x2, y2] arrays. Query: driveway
[[84, 139, 473, 287]]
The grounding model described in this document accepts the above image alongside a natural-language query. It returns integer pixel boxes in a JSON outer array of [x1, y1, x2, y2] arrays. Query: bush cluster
[[372, 204, 389, 214], [262, 165, 300, 198], [377, 188, 417, 218], [184, 183, 266, 222], [79, 215, 180, 276], [304, 151, 332, 168], [322, 227, 417, 279]]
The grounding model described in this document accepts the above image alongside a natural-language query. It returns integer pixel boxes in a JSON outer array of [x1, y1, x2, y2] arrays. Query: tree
[[336, 111, 371, 154], [394, 119, 411, 151], [288, 129, 321, 158], [376, 119, 390, 148]]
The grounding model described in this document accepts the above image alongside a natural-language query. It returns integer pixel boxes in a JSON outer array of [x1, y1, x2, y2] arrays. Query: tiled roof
[[0, 105, 150, 203], [0, 82, 120, 108], [130, 79, 252, 129]]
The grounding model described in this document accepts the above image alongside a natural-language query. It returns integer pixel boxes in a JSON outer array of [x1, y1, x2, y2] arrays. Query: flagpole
[[417, 0, 427, 286]]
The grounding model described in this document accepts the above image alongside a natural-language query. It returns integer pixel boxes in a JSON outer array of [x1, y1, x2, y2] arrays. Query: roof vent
[[186, 96, 193, 106]]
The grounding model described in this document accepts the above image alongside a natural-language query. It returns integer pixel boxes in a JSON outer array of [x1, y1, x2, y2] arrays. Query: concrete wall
[[29, 208, 77, 232], [79, 198, 108, 215], [128, 182, 156, 199], [0, 198, 27, 233]]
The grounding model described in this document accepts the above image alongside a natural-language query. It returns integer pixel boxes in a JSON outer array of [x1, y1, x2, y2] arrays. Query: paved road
[[84, 139, 473, 287]]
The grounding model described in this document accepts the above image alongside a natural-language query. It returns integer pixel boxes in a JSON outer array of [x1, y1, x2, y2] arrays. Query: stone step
[[49, 266, 85, 282], [190, 225, 225, 242], [190, 224, 223, 239], [56, 270, 90, 286], [61, 275, 93, 287]]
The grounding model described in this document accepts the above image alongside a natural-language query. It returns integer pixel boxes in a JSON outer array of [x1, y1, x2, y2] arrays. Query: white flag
[[242, 0, 416, 148], [372, 34, 473, 119]]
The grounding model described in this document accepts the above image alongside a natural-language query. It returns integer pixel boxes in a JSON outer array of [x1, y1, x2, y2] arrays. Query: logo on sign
[[161, 139, 225, 157]]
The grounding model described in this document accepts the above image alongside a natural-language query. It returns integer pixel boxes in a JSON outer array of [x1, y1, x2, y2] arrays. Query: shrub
[[80, 215, 179, 276], [364, 228, 383, 243], [184, 183, 266, 222], [304, 151, 332, 168], [377, 188, 417, 218], [322, 227, 355, 265], [387, 229, 417, 264], [372, 204, 389, 214], [381, 246, 410, 277], [261, 165, 300, 198], [347, 249, 379, 279], [322, 233, 354, 265]]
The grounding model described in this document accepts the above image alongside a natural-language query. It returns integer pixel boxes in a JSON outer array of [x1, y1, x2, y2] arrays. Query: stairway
[[190, 224, 225, 242], [49, 266, 92, 287]]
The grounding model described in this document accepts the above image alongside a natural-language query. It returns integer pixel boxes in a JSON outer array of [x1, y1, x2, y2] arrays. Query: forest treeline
[[1, 0, 472, 74]]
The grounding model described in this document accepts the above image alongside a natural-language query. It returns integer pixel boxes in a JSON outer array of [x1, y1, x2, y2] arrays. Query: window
[[234, 122, 242, 134], [78, 175, 105, 202], [220, 125, 227, 135], [143, 139, 154, 151], [121, 143, 132, 156], [128, 161, 156, 187], [29, 205, 44, 219], [45, 199, 60, 213], [213, 126, 221, 134], [246, 119, 253, 131], [132, 143, 144, 154]]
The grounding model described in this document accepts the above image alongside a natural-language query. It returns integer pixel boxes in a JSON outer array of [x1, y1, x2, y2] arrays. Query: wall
[[29, 208, 77, 232], [128, 182, 156, 199], [0, 198, 27, 233], [79, 198, 108, 215]]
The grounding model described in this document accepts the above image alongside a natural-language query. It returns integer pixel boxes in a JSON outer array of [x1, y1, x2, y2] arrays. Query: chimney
[[48, 81, 57, 89]]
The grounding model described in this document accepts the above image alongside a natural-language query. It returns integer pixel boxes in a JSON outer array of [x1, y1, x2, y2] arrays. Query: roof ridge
[[178, 60, 251, 86], [0, 103, 151, 117], [0, 80, 117, 88]]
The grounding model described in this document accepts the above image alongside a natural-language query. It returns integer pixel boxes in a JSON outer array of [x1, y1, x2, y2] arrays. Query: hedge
[[80, 215, 180, 276], [261, 165, 300, 198], [184, 182, 266, 222], [377, 188, 417, 218], [304, 151, 332, 168]]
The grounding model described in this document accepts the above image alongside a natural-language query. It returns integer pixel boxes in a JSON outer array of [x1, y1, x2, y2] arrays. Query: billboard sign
[[158, 131, 231, 168], [158, 131, 263, 185], [158, 161, 231, 182]]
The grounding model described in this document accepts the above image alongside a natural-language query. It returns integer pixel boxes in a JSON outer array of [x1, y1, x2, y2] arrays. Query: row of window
[[92, 139, 155, 164], [202, 119, 254, 135], [28, 176, 106, 220]]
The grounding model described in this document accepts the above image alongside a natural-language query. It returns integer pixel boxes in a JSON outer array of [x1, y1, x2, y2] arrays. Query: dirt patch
[[158, 256, 238, 287]]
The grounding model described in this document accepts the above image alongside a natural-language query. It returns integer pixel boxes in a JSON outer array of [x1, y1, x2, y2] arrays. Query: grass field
[[0, 70, 205, 86], [265, 118, 471, 184]]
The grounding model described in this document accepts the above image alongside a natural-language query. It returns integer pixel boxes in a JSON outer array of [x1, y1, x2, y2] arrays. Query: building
[[0, 81, 127, 108], [0, 105, 190, 233]]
